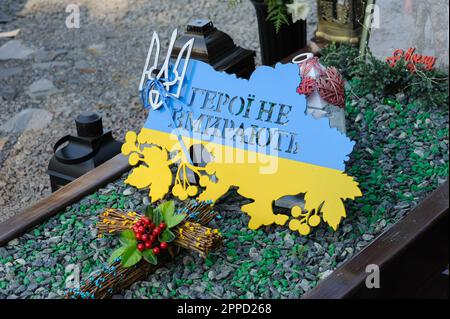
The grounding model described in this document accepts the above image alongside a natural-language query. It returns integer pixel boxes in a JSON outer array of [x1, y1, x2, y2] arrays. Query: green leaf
[[159, 201, 175, 225], [142, 249, 158, 265], [159, 201, 175, 216], [167, 213, 186, 228], [145, 205, 153, 218], [158, 200, 185, 228], [121, 244, 142, 268], [119, 229, 137, 245], [151, 201, 176, 225], [108, 246, 127, 264], [152, 208, 163, 225], [159, 229, 176, 243]]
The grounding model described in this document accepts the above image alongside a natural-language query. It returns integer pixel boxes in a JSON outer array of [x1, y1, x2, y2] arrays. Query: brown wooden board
[[302, 180, 449, 299], [0, 154, 130, 246]]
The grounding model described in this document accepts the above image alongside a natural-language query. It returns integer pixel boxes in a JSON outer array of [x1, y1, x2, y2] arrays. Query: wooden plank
[[303, 180, 449, 299], [0, 154, 130, 246]]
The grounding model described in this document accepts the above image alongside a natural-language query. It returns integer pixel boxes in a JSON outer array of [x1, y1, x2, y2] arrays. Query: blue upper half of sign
[[143, 59, 355, 171]]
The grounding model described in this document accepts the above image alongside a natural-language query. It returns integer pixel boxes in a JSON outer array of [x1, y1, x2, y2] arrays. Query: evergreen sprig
[[266, 0, 291, 33], [229, 0, 292, 33]]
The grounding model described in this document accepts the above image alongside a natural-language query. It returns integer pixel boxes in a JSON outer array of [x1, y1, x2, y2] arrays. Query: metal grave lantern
[[48, 112, 122, 191], [315, 0, 366, 45], [172, 19, 256, 79]]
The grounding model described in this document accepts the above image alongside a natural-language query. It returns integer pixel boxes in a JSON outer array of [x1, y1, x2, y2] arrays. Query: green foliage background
[[321, 43, 449, 108]]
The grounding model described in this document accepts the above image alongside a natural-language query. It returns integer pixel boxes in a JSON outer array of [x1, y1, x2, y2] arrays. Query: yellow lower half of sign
[[122, 128, 362, 236]]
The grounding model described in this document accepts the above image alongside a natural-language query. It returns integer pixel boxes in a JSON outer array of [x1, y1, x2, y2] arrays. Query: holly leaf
[[159, 201, 175, 217], [145, 205, 154, 218], [142, 249, 158, 265], [108, 246, 127, 264], [119, 229, 137, 245], [152, 208, 163, 225], [167, 213, 186, 228], [159, 229, 176, 243], [159, 201, 185, 228], [120, 244, 142, 268]]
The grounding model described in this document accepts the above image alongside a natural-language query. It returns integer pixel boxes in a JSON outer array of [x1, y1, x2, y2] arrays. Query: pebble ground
[[0, 90, 447, 298]]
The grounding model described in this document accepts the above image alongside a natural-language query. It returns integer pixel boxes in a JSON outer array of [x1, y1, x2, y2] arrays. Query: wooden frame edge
[[0, 154, 130, 246], [302, 180, 449, 299]]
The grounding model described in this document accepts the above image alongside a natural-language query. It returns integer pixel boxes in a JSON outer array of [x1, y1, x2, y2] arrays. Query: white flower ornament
[[287, 0, 311, 23]]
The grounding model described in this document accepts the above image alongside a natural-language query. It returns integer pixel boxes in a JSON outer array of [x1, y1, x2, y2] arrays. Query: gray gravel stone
[[1, 108, 53, 133], [215, 267, 232, 280], [0, 66, 23, 80], [123, 188, 135, 196], [27, 79, 58, 99], [0, 40, 34, 60], [32, 61, 70, 70]]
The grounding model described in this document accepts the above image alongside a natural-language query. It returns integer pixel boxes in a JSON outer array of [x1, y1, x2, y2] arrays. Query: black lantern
[[172, 19, 256, 79], [47, 112, 122, 192]]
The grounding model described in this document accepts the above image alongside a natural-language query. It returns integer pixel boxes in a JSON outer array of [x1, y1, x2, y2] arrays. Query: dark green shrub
[[320, 44, 449, 108]]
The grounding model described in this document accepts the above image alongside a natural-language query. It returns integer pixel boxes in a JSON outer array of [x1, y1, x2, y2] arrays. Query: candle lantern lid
[[47, 112, 122, 192], [172, 19, 256, 79]]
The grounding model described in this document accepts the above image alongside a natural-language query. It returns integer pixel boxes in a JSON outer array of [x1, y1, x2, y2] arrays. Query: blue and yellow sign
[[122, 32, 362, 235]]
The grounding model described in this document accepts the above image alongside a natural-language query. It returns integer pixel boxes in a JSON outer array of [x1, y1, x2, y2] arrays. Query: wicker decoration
[[297, 76, 317, 96], [66, 200, 222, 299], [297, 57, 322, 97], [316, 67, 345, 108], [66, 254, 174, 299]]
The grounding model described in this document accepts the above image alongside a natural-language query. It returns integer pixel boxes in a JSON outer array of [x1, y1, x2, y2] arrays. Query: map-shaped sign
[[122, 31, 362, 236]]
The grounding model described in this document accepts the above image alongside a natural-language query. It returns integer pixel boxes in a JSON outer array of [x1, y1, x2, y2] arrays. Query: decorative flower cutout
[[288, 206, 322, 235], [122, 130, 209, 203]]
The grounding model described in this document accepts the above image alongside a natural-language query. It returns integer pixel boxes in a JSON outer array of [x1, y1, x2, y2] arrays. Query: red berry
[[145, 241, 152, 249], [142, 217, 151, 225], [135, 233, 142, 240], [159, 222, 166, 230], [160, 242, 168, 250], [149, 235, 155, 242], [137, 243, 145, 251], [152, 247, 160, 255], [149, 223, 156, 229], [141, 234, 148, 242], [153, 227, 161, 235], [138, 226, 145, 234], [136, 221, 143, 227]]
